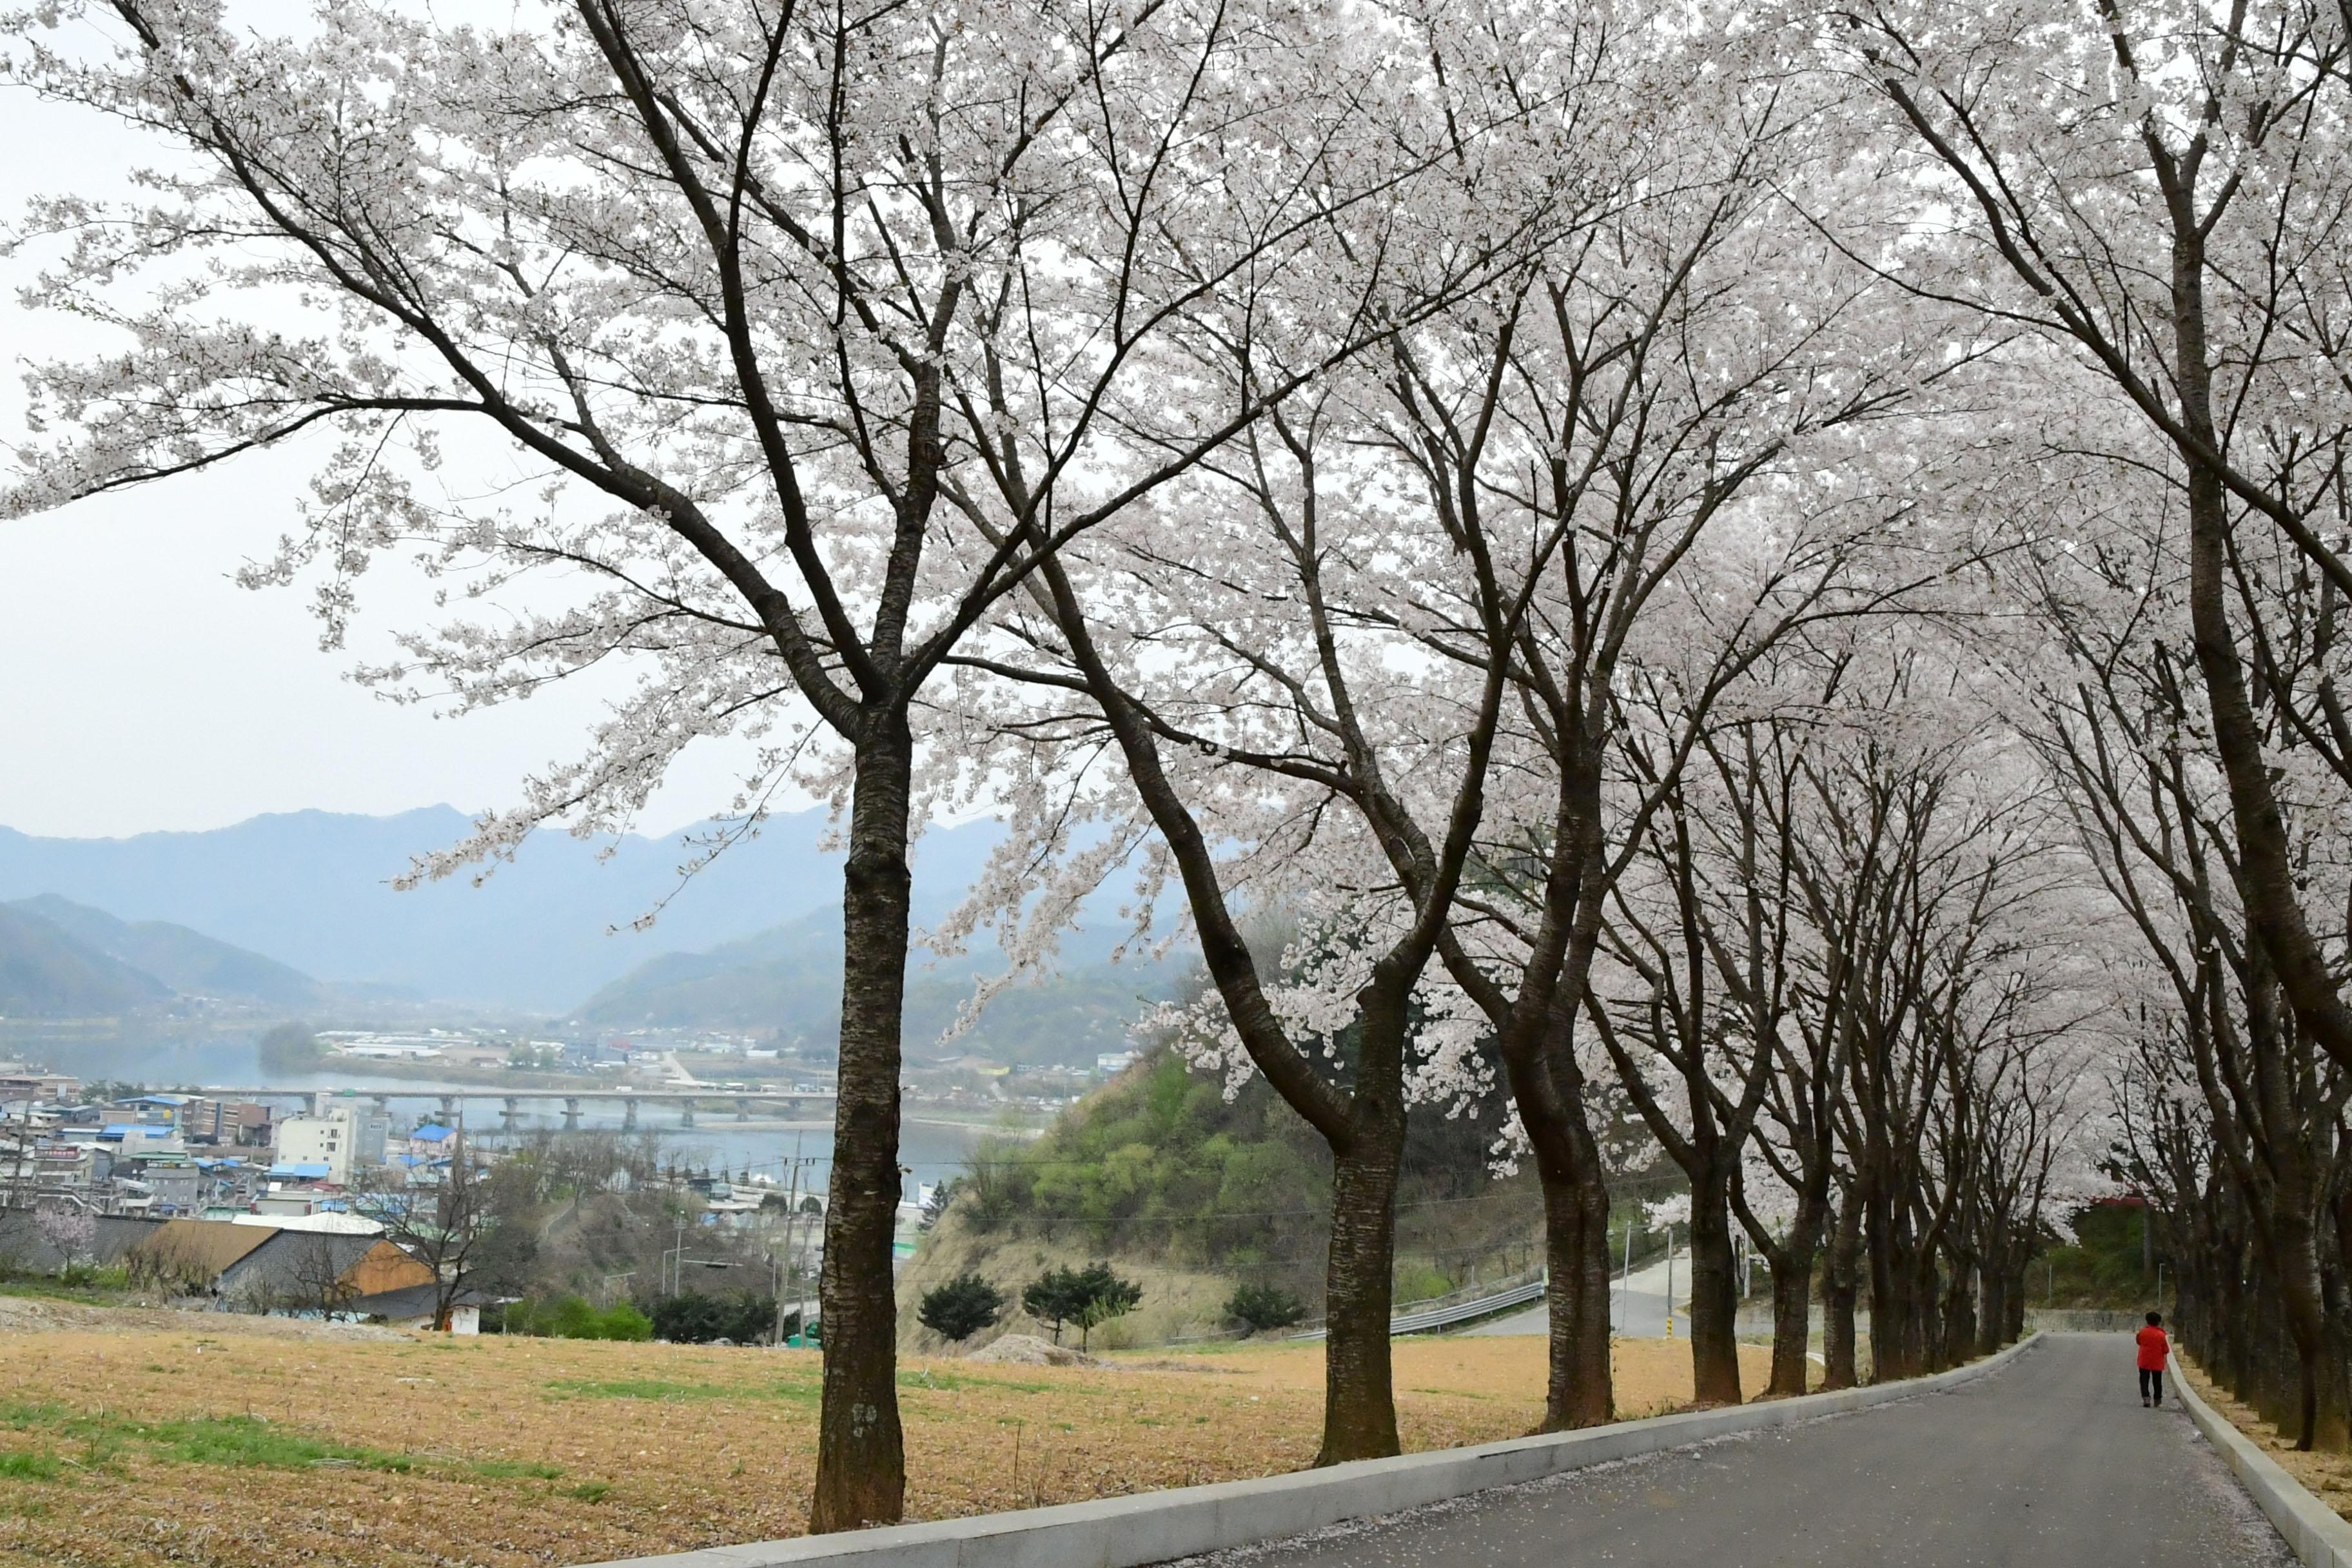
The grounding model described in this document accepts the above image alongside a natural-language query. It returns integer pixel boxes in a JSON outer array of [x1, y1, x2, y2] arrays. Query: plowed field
[[0, 1311, 1773, 1568]]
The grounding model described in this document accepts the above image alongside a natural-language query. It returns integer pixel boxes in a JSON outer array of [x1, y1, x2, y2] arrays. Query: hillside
[[573, 905, 1175, 1066], [0, 902, 172, 1017], [10, 894, 322, 1008], [901, 1044, 1542, 1349]]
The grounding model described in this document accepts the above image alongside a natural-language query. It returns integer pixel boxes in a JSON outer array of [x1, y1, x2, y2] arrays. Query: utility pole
[[775, 1134, 809, 1347]]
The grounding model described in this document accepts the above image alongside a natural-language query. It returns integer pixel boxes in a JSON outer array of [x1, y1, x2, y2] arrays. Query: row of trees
[[917, 1261, 1145, 1349], [11, 0, 2350, 1524]]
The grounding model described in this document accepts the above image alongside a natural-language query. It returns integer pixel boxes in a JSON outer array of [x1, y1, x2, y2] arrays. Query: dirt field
[[0, 1308, 1777, 1568]]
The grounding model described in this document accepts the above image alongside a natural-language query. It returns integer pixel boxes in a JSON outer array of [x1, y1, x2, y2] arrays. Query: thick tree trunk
[[808, 722, 913, 1533], [1685, 1178, 1743, 1406], [1315, 1024, 1407, 1465], [1822, 1190, 1861, 1391], [1536, 1155, 1615, 1429], [1765, 1235, 1818, 1398], [1863, 1177, 1917, 1382], [1940, 1255, 1977, 1367], [1979, 1260, 2008, 1358], [2273, 1212, 2331, 1451]]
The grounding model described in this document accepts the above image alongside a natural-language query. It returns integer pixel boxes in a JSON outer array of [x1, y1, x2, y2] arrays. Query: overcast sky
[[0, 30, 771, 842]]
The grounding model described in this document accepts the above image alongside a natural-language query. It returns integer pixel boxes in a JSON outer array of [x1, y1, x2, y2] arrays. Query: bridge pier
[[736, 1097, 752, 1122], [438, 1094, 457, 1126], [562, 1097, 581, 1131], [501, 1096, 520, 1132], [622, 1098, 638, 1132], [678, 1097, 696, 1128]]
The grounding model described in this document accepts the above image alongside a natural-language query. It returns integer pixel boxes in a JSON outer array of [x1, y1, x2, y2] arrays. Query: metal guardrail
[[1291, 1274, 1547, 1341]]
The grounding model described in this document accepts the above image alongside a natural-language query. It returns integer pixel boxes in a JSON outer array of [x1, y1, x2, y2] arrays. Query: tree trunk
[[1685, 1177, 1743, 1406], [1979, 1259, 2008, 1358], [1822, 1190, 1861, 1391], [808, 721, 914, 1533], [1316, 1088, 1407, 1464], [1536, 1155, 1615, 1429], [1765, 1234, 1818, 1398], [1940, 1254, 1977, 1367]]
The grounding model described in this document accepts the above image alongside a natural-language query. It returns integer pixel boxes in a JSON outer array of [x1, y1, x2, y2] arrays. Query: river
[[24, 1031, 1029, 1198]]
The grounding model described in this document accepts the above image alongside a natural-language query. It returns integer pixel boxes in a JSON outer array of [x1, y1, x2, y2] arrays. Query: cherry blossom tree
[[1, 0, 1455, 1525], [941, 6, 1604, 1462], [1832, 0, 2352, 1079]]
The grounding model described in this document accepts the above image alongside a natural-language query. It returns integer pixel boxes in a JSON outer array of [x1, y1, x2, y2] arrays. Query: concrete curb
[[2173, 1357, 2352, 1568], [578, 1333, 2044, 1568]]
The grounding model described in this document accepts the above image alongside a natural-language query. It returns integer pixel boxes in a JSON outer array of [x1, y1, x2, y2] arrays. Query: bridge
[[202, 1085, 837, 1132]]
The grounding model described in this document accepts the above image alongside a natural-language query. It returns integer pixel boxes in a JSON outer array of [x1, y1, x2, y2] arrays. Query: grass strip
[[0, 1402, 560, 1481]]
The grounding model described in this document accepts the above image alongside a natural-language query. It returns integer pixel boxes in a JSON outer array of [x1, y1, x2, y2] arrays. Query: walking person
[[2137, 1311, 2170, 1407]]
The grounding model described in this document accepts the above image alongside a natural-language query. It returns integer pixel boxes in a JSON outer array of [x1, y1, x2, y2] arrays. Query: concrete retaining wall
[[580, 1333, 2044, 1568], [2174, 1360, 2352, 1568]]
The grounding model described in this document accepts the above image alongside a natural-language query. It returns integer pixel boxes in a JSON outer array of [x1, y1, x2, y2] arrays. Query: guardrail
[[1291, 1273, 1547, 1342]]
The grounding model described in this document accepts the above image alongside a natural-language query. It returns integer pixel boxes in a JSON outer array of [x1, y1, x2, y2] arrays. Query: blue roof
[[100, 1124, 173, 1141], [268, 1161, 333, 1179], [410, 1124, 453, 1141]]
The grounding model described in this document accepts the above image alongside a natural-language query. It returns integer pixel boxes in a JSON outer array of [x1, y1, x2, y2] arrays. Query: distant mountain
[[0, 903, 171, 1018], [8, 894, 324, 1008], [571, 903, 1177, 1067], [0, 807, 1010, 1012]]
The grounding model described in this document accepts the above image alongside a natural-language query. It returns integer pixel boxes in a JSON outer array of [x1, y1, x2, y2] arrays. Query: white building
[[271, 1102, 389, 1185]]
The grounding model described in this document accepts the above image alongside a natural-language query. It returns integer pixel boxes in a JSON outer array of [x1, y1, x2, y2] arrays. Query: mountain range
[[0, 894, 318, 1018], [0, 806, 1006, 1012], [0, 808, 1179, 1058]]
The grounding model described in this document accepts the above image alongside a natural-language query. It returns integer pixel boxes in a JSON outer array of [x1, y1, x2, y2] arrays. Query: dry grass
[[0, 1313, 1779, 1568], [2179, 1357, 2352, 1519]]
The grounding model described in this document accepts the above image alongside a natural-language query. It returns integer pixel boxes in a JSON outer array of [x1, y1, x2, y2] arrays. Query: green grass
[[562, 1480, 612, 1502], [0, 1451, 61, 1481], [896, 1368, 1056, 1395], [0, 1403, 560, 1482], [0, 1275, 137, 1308]]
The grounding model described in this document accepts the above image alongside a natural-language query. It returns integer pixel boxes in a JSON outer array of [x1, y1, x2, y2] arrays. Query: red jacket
[[2137, 1326, 2170, 1371]]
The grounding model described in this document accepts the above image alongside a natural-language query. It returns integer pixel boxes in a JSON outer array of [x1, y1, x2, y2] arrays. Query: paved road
[[1186, 1335, 2292, 1567], [1474, 1257, 1680, 1338]]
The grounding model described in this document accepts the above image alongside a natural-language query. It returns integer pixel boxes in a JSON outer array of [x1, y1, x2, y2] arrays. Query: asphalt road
[[1182, 1334, 2293, 1567], [1473, 1257, 1680, 1338]]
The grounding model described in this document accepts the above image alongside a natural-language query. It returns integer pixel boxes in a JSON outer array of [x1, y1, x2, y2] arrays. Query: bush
[[917, 1273, 1005, 1341], [1226, 1282, 1306, 1334], [649, 1289, 780, 1345], [1023, 1262, 1142, 1349], [501, 1295, 653, 1340]]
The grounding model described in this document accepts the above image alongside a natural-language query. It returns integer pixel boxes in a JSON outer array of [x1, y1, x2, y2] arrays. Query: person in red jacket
[[2137, 1311, 2170, 1406]]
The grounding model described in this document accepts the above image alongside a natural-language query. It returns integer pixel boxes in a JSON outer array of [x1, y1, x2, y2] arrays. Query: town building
[[217, 1229, 435, 1313], [0, 1068, 82, 1105], [177, 1098, 272, 1146], [271, 1101, 389, 1184]]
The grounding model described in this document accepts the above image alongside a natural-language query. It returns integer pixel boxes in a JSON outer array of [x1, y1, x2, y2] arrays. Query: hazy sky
[[0, 26, 769, 842]]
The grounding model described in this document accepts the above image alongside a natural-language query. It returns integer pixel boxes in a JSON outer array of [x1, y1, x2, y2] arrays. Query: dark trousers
[[2140, 1367, 2164, 1402]]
